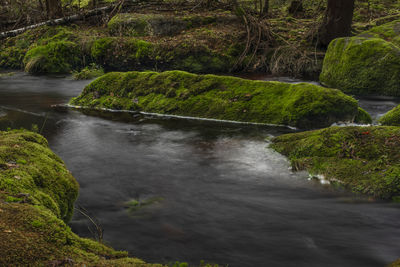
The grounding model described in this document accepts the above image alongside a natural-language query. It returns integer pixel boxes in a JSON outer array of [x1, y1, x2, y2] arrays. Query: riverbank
[[271, 126, 400, 200], [0, 129, 161, 266]]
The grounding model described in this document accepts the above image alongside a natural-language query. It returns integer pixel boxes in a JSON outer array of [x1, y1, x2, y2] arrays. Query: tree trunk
[[45, 0, 62, 19], [288, 0, 303, 15], [262, 0, 269, 16], [318, 0, 355, 47]]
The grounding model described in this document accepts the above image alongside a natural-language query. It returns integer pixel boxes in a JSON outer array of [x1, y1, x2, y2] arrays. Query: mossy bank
[[69, 70, 368, 129], [0, 11, 242, 75], [379, 104, 400, 126], [271, 126, 400, 200], [320, 20, 400, 96], [0, 130, 161, 266]]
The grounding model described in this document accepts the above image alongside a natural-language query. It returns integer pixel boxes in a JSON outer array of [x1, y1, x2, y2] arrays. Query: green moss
[[379, 104, 400, 126], [271, 126, 400, 199], [70, 70, 360, 129], [108, 13, 152, 37], [320, 37, 400, 96], [108, 13, 220, 37], [1, 26, 81, 71], [358, 20, 400, 46], [72, 64, 104, 80], [354, 107, 372, 124], [0, 130, 78, 222], [91, 37, 155, 71], [125, 197, 163, 213], [24, 41, 82, 74], [0, 130, 162, 266]]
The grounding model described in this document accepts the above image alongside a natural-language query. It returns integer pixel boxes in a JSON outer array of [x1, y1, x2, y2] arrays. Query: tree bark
[[262, 0, 269, 16], [288, 0, 303, 15], [318, 0, 355, 47], [45, 0, 63, 19]]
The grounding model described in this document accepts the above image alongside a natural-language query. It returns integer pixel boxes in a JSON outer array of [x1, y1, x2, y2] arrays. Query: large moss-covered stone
[[271, 126, 400, 199], [379, 104, 400, 126], [320, 37, 400, 96], [0, 130, 161, 266], [23, 41, 82, 74], [90, 37, 155, 71], [70, 70, 361, 129], [358, 19, 400, 46]]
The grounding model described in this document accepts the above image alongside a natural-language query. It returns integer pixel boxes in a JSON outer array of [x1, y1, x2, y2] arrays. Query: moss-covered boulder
[[271, 126, 400, 199], [379, 104, 400, 126], [70, 70, 362, 129], [358, 19, 400, 46], [23, 41, 82, 74], [90, 37, 155, 71], [0, 130, 161, 266], [0, 130, 78, 222], [319, 37, 400, 96], [354, 107, 372, 124]]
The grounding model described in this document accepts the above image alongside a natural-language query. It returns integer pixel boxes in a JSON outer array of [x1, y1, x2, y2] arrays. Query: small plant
[[72, 64, 104, 80]]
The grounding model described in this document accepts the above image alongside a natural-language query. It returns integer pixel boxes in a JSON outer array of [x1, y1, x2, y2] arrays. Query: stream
[[1, 72, 400, 267]]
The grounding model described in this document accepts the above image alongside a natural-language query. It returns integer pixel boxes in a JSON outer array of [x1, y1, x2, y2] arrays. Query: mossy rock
[[0, 130, 78, 222], [358, 19, 400, 46], [23, 41, 82, 74], [108, 13, 219, 37], [157, 43, 235, 74], [319, 37, 400, 96], [271, 126, 400, 199], [70, 70, 360, 129], [354, 107, 372, 124], [1, 26, 82, 72], [379, 104, 400, 126], [0, 130, 162, 266], [91, 37, 155, 71]]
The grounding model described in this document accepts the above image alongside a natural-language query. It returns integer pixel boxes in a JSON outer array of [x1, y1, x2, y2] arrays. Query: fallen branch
[[0, 5, 115, 39]]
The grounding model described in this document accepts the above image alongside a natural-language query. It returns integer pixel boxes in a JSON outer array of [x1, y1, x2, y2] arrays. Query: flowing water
[[1, 72, 400, 267]]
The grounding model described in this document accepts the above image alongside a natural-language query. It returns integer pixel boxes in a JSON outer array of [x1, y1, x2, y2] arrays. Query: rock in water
[[271, 126, 400, 200], [70, 70, 364, 129]]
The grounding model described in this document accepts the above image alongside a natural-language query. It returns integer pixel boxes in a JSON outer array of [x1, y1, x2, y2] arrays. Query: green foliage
[[70, 70, 360, 129], [271, 126, 400, 199]]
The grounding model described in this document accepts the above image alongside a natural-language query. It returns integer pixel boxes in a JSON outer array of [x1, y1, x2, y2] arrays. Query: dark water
[[1, 72, 400, 267]]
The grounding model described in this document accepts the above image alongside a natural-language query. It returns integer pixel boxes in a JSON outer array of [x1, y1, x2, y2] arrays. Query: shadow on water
[[1, 72, 400, 267]]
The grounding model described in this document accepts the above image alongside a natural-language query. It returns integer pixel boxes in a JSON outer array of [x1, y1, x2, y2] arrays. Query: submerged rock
[[0, 130, 160, 266], [320, 20, 400, 96], [271, 126, 400, 199], [70, 70, 363, 129]]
